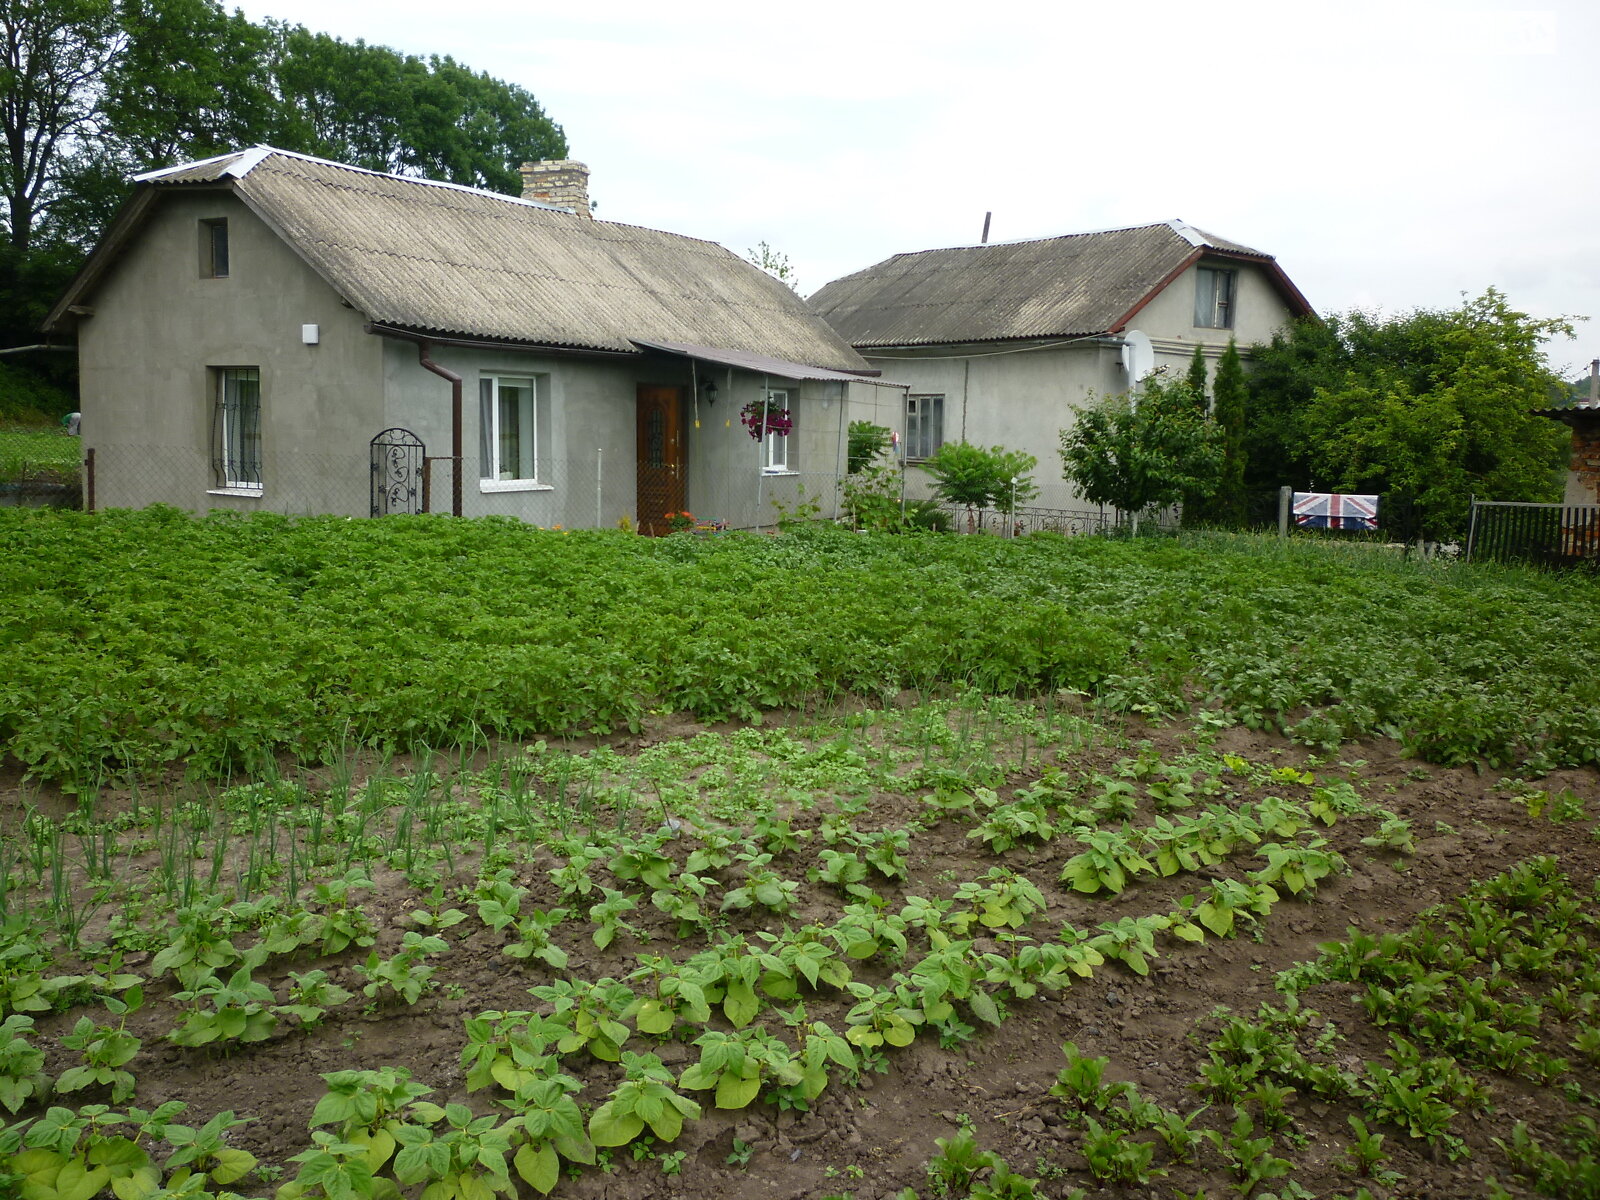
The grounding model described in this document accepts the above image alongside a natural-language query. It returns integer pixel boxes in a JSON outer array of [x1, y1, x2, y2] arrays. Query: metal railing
[[1465, 499, 1600, 567]]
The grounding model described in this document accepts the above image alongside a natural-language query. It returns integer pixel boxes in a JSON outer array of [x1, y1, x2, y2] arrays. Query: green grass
[[0, 426, 79, 484]]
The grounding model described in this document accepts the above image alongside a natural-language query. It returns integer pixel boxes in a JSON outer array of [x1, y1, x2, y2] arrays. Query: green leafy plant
[[1059, 830, 1153, 895], [355, 931, 448, 1006], [57, 988, 143, 1102], [528, 978, 635, 1062], [587, 1052, 701, 1148], [0, 1014, 49, 1113], [679, 1027, 802, 1109], [1080, 1116, 1161, 1185], [168, 966, 278, 1048]]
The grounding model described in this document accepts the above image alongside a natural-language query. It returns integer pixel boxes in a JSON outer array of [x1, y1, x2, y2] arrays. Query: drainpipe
[[417, 341, 463, 517]]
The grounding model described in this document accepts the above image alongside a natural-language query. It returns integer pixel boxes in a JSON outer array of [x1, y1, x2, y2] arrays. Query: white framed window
[[479, 375, 550, 490], [210, 367, 261, 494], [763, 389, 792, 473], [906, 393, 944, 460], [1195, 266, 1236, 329]]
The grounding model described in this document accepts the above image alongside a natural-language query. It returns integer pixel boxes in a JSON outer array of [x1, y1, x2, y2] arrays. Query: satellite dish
[[1121, 330, 1155, 382]]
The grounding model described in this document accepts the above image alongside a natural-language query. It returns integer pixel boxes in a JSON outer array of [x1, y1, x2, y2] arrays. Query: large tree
[[0, 0, 122, 256], [1244, 289, 1573, 538]]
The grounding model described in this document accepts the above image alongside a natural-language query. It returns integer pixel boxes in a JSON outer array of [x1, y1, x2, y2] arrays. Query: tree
[[1208, 340, 1248, 528], [1059, 373, 1221, 534], [0, 0, 565, 405], [846, 420, 889, 475], [918, 441, 1038, 522], [746, 241, 796, 292], [1185, 344, 1208, 403], [1244, 288, 1574, 539], [0, 0, 122, 256]]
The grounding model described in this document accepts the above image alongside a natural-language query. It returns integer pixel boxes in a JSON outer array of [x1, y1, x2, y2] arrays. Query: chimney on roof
[[520, 159, 591, 217]]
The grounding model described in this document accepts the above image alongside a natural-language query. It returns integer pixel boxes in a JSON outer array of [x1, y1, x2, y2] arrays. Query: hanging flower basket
[[740, 400, 793, 440]]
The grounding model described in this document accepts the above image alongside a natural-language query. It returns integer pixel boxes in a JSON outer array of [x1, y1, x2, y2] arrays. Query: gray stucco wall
[[77, 191, 382, 514], [683, 371, 880, 529], [378, 339, 670, 527]]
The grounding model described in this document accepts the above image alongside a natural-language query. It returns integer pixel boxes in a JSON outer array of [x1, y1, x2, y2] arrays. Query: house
[[43, 147, 906, 532], [809, 220, 1313, 512]]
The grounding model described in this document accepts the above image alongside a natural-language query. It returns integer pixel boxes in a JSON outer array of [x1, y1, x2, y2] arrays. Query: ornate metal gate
[[370, 428, 425, 516]]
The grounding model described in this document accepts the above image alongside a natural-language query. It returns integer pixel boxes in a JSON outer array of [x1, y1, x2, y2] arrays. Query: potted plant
[[739, 399, 793, 440]]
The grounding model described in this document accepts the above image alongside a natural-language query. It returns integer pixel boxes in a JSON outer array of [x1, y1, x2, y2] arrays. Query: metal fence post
[[596, 447, 603, 530], [1277, 486, 1292, 538], [84, 447, 95, 513]]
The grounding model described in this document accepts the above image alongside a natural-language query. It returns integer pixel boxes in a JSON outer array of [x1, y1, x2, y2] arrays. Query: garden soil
[[7, 714, 1600, 1200]]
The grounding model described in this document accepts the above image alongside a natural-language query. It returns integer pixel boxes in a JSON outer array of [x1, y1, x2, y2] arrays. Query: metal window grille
[[211, 367, 260, 488]]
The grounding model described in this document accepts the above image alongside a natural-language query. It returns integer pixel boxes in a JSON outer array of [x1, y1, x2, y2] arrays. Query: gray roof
[[52, 148, 871, 373], [809, 219, 1311, 349], [633, 340, 908, 388]]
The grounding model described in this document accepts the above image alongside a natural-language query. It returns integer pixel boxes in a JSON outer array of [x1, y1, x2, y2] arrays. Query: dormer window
[[1195, 266, 1235, 328], [201, 218, 229, 278]]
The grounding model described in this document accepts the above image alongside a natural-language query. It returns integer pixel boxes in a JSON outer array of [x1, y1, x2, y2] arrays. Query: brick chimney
[[519, 160, 591, 217]]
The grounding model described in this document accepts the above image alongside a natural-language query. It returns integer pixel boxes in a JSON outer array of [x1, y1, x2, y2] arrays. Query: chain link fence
[[0, 426, 81, 509]]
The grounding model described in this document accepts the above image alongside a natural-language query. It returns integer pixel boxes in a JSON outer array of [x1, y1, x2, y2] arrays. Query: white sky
[[234, 0, 1600, 375]]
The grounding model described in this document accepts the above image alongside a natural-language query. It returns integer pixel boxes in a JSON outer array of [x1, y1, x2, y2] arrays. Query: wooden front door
[[636, 386, 686, 535]]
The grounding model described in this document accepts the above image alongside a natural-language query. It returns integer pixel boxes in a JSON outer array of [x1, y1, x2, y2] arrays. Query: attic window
[[201, 219, 229, 278], [1195, 266, 1235, 328]]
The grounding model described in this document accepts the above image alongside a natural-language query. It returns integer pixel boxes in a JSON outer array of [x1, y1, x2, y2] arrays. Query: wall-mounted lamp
[[701, 377, 718, 405]]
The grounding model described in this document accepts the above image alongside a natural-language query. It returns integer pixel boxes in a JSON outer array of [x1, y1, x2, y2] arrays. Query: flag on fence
[[1293, 492, 1379, 531]]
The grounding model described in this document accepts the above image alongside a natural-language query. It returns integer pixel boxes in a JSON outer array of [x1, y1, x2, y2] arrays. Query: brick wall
[[519, 160, 591, 217], [1567, 418, 1600, 506]]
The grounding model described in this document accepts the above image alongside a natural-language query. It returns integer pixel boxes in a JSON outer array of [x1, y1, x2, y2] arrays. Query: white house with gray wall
[[809, 221, 1314, 514]]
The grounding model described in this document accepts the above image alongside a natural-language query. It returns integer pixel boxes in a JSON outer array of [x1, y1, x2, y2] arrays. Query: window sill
[[761, 469, 799, 477], [479, 479, 554, 493], [208, 485, 263, 498]]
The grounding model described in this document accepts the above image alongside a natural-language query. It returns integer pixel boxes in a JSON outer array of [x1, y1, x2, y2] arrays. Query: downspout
[[417, 341, 463, 517]]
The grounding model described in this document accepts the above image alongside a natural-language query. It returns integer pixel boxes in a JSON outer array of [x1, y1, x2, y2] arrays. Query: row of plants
[[4, 508, 1600, 786], [0, 704, 1423, 1196]]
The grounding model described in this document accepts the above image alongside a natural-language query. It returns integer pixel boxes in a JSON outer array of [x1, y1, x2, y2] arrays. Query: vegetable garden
[[2, 508, 1599, 1199]]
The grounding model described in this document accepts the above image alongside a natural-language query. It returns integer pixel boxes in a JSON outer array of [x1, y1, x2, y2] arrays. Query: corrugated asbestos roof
[[809, 220, 1301, 349], [62, 148, 870, 372]]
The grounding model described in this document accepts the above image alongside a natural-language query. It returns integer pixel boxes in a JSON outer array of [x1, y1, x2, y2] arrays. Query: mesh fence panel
[[63, 435, 1181, 539]]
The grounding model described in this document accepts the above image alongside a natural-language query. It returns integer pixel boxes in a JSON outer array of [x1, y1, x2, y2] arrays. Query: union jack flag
[[1293, 492, 1379, 531]]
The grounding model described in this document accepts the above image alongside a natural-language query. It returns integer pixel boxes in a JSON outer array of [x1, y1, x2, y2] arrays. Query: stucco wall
[[861, 342, 1122, 508], [856, 258, 1297, 511], [77, 191, 381, 514], [378, 339, 663, 527], [1137, 258, 1290, 368], [682, 371, 871, 528]]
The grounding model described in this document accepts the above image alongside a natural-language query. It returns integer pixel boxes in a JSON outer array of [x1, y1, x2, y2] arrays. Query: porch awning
[[631, 339, 909, 389]]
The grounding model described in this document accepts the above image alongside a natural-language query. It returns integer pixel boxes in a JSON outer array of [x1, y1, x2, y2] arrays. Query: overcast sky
[[235, 0, 1600, 374]]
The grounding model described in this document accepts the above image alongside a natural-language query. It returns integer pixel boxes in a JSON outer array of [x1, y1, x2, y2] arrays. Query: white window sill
[[762, 469, 799, 477], [208, 486, 263, 498], [479, 479, 554, 494]]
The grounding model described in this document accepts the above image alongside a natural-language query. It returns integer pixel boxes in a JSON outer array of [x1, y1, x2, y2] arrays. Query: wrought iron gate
[[370, 428, 425, 516]]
